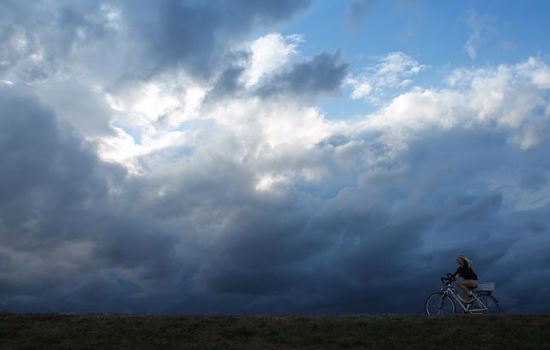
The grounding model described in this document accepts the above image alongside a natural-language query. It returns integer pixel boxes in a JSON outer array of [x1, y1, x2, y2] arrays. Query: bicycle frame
[[441, 283, 489, 314]]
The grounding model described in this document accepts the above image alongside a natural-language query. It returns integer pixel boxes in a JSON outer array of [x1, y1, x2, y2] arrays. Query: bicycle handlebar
[[441, 273, 456, 284]]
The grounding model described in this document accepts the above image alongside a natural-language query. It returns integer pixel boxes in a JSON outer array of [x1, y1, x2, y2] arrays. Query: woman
[[452, 254, 478, 302]]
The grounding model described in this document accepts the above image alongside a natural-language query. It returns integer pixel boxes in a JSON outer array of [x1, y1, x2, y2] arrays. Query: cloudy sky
[[1, 0, 550, 314]]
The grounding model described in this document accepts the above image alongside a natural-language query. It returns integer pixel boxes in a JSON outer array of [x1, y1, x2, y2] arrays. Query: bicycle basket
[[477, 282, 495, 291]]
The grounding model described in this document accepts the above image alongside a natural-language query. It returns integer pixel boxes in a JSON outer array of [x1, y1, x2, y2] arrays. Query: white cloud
[[357, 57, 550, 151], [255, 173, 291, 192], [463, 10, 496, 60], [241, 33, 302, 87], [97, 126, 187, 174], [93, 55, 550, 183], [204, 96, 331, 156], [517, 57, 550, 89], [349, 80, 372, 98], [346, 52, 425, 101], [95, 70, 208, 171]]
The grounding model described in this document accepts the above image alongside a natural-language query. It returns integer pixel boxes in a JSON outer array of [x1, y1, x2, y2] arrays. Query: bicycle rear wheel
[[425, 292, 455, 316], [477, 293, 501, 314]]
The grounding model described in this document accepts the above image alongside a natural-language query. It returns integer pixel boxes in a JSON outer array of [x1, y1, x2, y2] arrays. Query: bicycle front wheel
[[425, 292, 455, 316], [477, 293, 501, 315]]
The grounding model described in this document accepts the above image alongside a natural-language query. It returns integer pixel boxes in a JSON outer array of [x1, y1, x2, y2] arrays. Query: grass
[[0, 313, 549, 349]]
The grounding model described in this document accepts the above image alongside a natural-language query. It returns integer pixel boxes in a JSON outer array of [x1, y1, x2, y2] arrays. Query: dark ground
[[1, 313, 549, 349]]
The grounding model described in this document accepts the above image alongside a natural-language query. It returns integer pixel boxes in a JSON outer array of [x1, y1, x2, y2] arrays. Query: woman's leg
[[458, 280, 477, 301], [457, 280, 468, 300], [464, 279, 477, 291]]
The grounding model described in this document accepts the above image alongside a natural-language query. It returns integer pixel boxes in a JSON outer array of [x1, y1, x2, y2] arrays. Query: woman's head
[[456, 254, 472, 267]]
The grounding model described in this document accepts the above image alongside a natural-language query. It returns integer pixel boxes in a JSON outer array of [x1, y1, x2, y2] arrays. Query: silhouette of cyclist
[[450, 254, 478, 302]]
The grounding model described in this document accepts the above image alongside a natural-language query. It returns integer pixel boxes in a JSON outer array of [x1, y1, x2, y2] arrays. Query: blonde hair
[[456, 254, 473, 268]]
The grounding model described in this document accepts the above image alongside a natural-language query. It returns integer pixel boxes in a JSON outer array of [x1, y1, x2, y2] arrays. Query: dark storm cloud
[[143, 125, 549, 314], [204, 64, 247, 102], [2, 85, 550, 313], [203, 51, 349, 103], [246, 125, 550, 314], [120, 0, 310, 79], [370, 128, 550, 313], [0, 87, 182, 312], [257, 52, 348, 97], [193, 202, 320, 296]]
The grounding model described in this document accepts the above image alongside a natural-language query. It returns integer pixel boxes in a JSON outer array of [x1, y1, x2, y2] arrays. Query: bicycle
[[425, 274, 501, 316]]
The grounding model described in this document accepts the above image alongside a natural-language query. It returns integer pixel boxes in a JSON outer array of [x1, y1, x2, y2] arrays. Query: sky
[[1, 0, 550, 314]]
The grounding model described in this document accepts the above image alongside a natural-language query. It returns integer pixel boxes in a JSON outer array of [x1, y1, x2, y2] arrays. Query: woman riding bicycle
[[451, 254, 478, 302]]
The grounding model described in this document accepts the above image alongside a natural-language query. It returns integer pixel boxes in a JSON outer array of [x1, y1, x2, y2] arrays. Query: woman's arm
[[451, 267, 461, 280]]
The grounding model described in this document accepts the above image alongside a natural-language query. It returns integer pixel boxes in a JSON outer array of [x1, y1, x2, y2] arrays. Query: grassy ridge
[[1, 313, 549, 349]]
